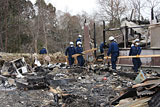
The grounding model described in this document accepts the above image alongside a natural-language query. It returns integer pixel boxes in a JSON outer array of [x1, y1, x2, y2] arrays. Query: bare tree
[[4, 0, 9, 52], [97, 0, 126, 27], [56, 12, 83, 51], [146, 0, 160, 8], [129, 0, 146, 20], [146, 0, 160, 16], [35, 0, 57, 53]]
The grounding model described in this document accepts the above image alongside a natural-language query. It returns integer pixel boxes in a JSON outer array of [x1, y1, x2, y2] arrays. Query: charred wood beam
[[103, 21, 106, 47], [151, 7, 154, 21], [110, 88, 137, 105], [130, 9, 134, 21], [104, 25, 149, 32], [94, 23, 96, 57], [125, 26, 128, 48]]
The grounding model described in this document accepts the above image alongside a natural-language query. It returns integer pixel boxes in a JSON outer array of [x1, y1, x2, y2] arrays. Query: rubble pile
[[0, 57, 159, 106], [0, 52, 66, 65], [111, 70, 160, 107]]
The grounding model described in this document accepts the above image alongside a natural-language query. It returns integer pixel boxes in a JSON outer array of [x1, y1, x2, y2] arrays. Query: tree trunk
[[4, 0, 8, 52], [0, 33, 3, 51]]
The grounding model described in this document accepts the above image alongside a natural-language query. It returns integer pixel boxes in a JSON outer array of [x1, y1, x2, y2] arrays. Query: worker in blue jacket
[[106, 36, 119, 70], [76, 41, 85, 66], [129, 41, 142, 72], [65, 42, 76, 66], [40, 47, 47, 54], [76, 35, 82, 47]]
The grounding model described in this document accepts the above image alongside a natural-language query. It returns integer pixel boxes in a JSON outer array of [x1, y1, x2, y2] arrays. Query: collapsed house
[[99, 10, 160, 68]]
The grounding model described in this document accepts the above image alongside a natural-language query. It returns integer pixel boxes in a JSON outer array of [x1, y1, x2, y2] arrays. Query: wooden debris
[[49, 86, 63, 94], [132, 79, 160, 88], [111, 77, 160, 106], [72, 48, 97, 58], [65, 48, 97, 64], [117, 97, 151, 107]]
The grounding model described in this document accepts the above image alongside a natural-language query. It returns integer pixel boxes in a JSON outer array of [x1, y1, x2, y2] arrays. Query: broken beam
[[72, 48, 97, 58], [73, 48, 97, 64], [65, 48, 97, 64], [132, 79, 160, 88]]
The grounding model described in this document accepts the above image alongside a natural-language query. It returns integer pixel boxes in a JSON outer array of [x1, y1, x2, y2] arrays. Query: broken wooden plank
[[111, 88, 137, 105], [72, 48, 97, 58], [132, 79, 160, 88], [65, 48, 97, 64], [117, 97, 151, 107], [49, 86, 63, 94]]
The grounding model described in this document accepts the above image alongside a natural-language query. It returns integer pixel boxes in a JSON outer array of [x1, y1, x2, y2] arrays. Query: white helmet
[[135, 39, 139, 42], [78, 35, 82, 38], [70, 42, 74, 45], [109, 36, 114, 41], [77, 41, 82, 45]]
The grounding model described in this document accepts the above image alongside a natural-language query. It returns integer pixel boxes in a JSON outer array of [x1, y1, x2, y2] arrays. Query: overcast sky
[[30, 0, 98, 15]]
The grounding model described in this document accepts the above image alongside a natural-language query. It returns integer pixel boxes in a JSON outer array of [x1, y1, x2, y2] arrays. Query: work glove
[[136, 55, 140, 57], [81, 53, 85, 55], [106, 56, 109, 59]]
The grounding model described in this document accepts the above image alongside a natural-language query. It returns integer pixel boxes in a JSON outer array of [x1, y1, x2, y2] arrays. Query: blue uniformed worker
[[76, 41, 85, 66], [129, 40, 142, 72], [40, 47, 47, 54], [65, 42, 76, 66], [76, 35, 82, 47], [106, 36, 119, 70]]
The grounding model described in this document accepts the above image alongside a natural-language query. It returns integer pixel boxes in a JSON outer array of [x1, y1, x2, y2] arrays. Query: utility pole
[[94, 23, 96, 57]]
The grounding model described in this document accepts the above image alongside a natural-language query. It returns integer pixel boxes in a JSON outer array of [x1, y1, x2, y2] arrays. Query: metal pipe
[[103, 21, 106, 45], [124, 26, 128, 48], [94, 23, 97, 57]]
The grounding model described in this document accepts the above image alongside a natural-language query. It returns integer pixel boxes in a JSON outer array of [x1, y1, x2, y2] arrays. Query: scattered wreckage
[[0, 56, 159, 107]]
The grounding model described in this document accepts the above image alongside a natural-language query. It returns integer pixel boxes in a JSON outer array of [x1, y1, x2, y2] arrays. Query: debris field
[[0, 56, 159, 107]]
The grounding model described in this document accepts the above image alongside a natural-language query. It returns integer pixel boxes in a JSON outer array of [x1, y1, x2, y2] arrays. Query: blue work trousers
[[68, 57, 74, 66], [111, 53, 118, 70], [77, 56, 85, 66], [132, 58, 142, 72]]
